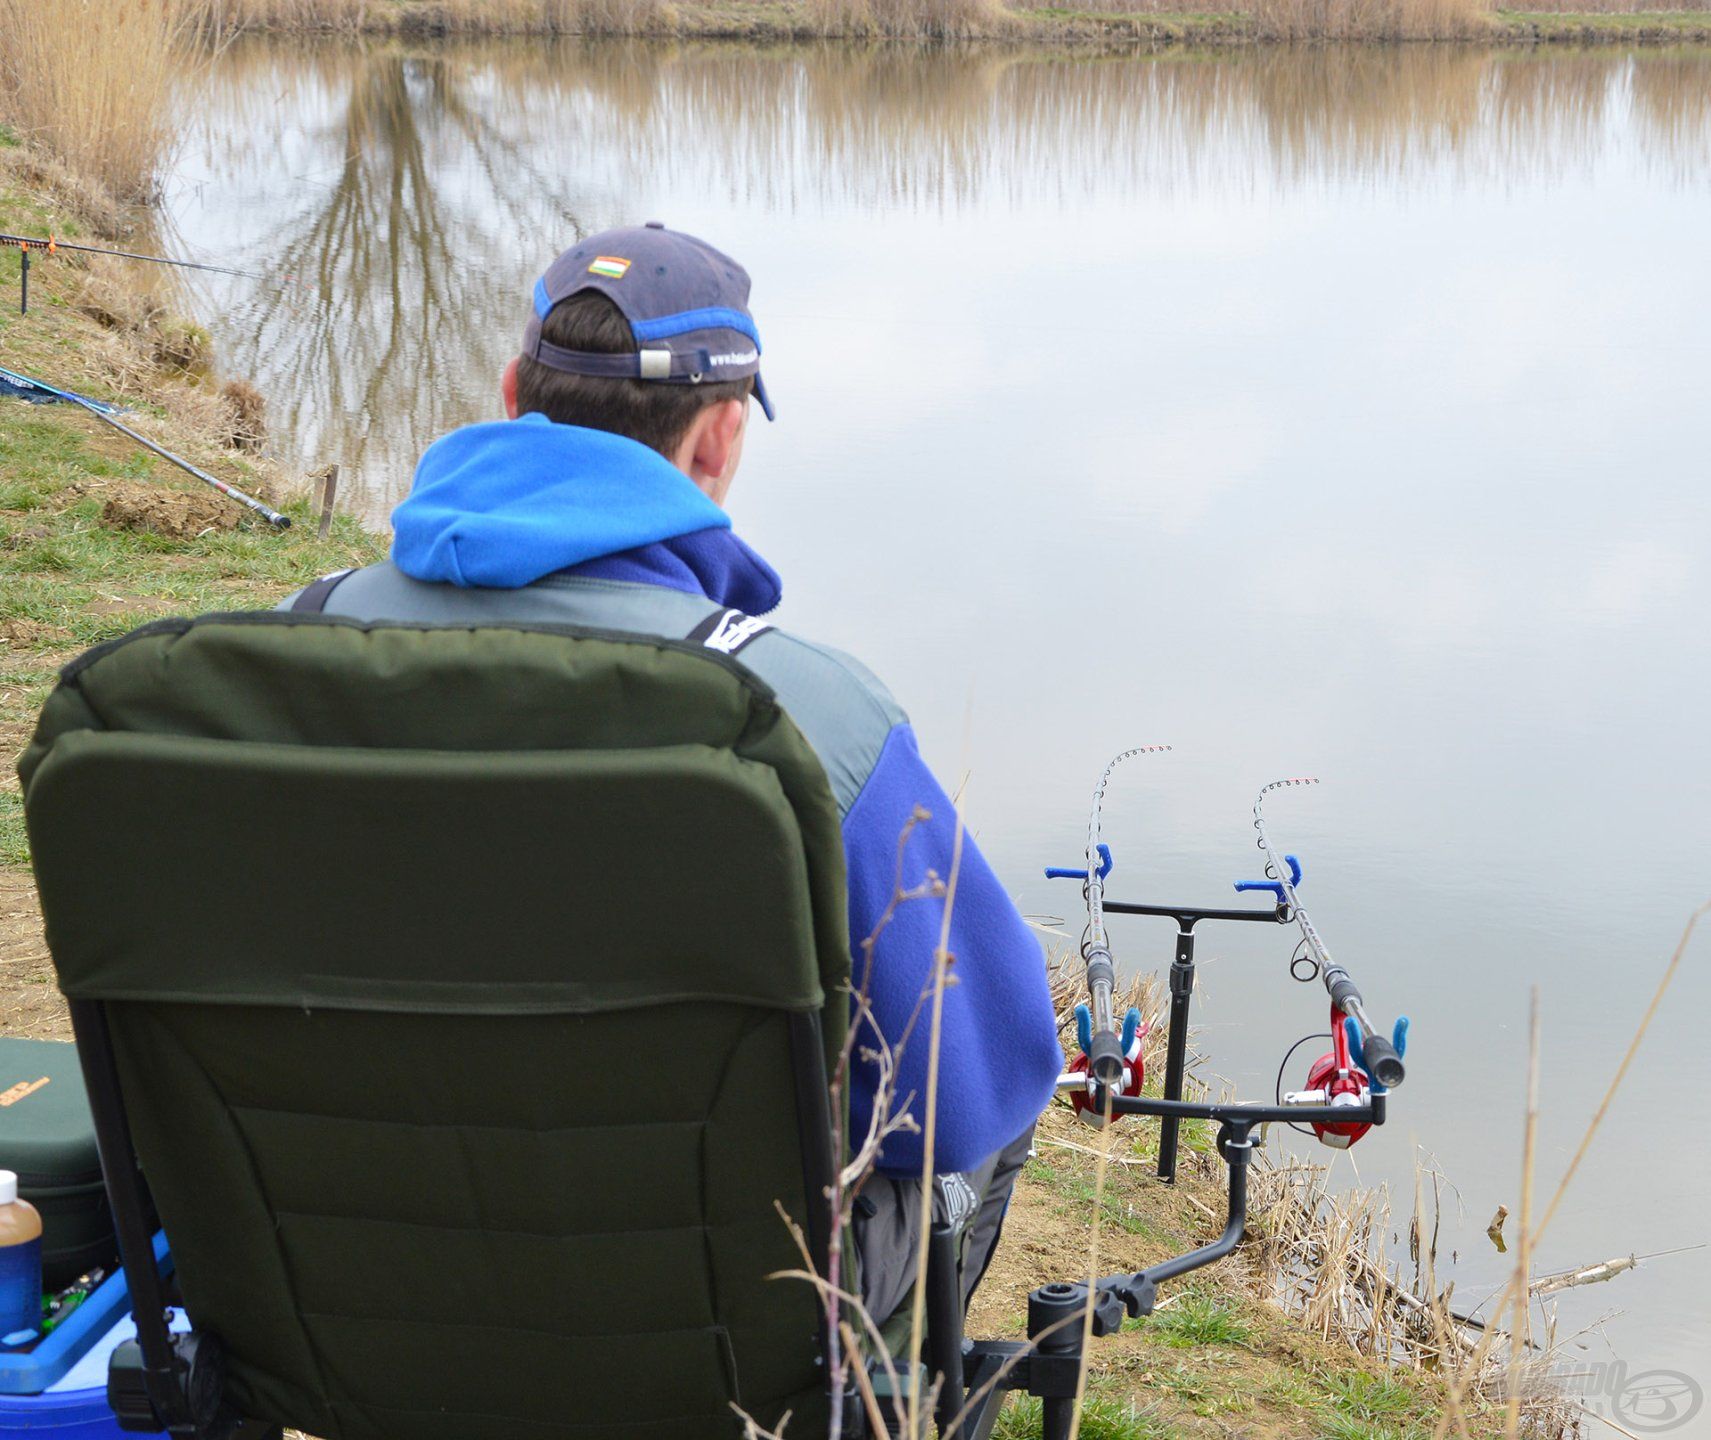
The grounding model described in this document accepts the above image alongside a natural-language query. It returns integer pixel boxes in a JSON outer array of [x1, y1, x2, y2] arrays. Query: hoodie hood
[[392, 414, 733, 589]]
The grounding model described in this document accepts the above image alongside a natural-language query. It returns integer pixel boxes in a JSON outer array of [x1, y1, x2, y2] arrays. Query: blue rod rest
[[1046, 842, 1113, 882], [1233, 852, 1302, 902]]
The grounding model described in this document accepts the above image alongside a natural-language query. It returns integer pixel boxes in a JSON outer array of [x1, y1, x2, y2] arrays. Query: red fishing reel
[[1067, 1020, 1147, 1130], [1297, 1004, 1371, 1150]]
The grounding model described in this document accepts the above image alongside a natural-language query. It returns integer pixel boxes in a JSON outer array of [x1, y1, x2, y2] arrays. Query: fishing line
[[0, 232, 262, 280]]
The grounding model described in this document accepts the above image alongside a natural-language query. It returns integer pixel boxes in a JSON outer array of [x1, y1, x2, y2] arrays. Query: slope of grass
[[0, 174, 384, 869], [967, 1105, 1514, 1439]]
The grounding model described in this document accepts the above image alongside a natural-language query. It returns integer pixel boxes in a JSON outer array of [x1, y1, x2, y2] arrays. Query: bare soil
[[100, 480, 240, 539], [0, 868, 66, 1041]]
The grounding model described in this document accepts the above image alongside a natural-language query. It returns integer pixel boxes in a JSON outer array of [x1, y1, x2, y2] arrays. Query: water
[[166, 37, 1711, 1414]]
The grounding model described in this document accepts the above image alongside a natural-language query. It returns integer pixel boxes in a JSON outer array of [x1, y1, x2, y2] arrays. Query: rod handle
[[1087, 1027, 1126, 1088]]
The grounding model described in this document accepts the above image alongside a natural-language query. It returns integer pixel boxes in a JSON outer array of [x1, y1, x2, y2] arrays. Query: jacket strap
[[291, 569, 355, 613]]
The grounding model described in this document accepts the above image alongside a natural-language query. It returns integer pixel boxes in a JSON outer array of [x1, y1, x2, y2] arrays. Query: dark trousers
[[852, 1125, 1035, 1327]]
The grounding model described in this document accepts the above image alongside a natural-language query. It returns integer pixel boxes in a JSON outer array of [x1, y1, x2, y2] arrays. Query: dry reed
[[201, 0, 671, 34], [807, 0, 1011, 38], [0, 0, 206, 204], [1251, 0, 1494, 41]]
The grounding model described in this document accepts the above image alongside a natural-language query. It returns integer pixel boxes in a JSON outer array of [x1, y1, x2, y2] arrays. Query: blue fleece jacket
[[384, 418, 1061, 1176]]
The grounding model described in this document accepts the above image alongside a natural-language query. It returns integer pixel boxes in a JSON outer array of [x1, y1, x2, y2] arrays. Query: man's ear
[[684, 399, 747, 490], [501, 357, 520, 419]]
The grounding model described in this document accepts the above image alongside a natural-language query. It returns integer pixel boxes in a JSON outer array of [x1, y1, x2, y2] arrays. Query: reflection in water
[[170, 38, 1711, 507], [185, 48, 593, 482]]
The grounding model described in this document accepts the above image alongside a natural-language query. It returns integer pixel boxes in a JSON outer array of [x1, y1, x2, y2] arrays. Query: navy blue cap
[[522, 222, 773, 421]]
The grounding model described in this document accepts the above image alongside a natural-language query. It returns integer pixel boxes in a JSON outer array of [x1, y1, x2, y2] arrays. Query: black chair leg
[[926, 1222, 966, 1436]]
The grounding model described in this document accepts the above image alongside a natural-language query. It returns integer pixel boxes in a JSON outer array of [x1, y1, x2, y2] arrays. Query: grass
[[971, 1102, 1517, 1438], [1147, 1289, 1252, 1347], [204, 0, 675, 33], [992, 1393, 1172, 1440], [0, 168, 384, 869], [0, 405, 384, 865]]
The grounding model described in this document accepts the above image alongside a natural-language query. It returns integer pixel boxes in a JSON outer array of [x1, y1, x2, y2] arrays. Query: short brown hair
[[515, 292, 752, 458]]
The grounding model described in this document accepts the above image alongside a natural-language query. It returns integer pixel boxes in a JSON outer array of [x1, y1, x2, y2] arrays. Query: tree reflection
[[194, 44, 595, 507]]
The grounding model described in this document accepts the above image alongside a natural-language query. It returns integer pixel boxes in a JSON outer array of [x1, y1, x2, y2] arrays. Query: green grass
[[1320, 1420, 1433, 1440], [992, 1393, 1174, 1440], [1144, 1289, 1252, 1349], [1322, 1367, 1421, 1424], [0, 405, 384, 865], [1021, 1156, 1175, 1242]]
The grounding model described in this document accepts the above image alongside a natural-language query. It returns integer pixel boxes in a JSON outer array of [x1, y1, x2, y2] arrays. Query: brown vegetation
[[220, 379, 268, 453], [100, 482, 241, 538], [0, 0, 205, 203], [1252, 0, 1493, 41], [202, 0, 675, 35], [806, 0, 1013, 38]]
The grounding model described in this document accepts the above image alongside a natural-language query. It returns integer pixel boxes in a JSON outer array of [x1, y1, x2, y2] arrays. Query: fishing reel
[[1282, 1010, 1410, 1150], [1283, 1005, 1372, 1149], [1065, 1005, 1147, 1129]]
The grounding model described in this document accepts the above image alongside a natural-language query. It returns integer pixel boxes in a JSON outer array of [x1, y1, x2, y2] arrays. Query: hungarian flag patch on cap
[[588, 256, 631, 279]]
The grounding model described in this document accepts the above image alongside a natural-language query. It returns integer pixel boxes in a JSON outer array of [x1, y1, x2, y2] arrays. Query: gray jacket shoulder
[[735, 628, 906, 815]]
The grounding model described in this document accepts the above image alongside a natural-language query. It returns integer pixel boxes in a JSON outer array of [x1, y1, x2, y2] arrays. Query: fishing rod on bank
[[0, 364, 290, 528], [0, 231, 265, 315]]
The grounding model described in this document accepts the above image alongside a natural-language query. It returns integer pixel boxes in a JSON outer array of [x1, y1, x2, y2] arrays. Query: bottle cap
[[0, 1172, 15, 1206]]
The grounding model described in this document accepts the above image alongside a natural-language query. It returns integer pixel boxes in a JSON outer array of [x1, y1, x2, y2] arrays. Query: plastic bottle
[[0, 1171, 43, 1342]]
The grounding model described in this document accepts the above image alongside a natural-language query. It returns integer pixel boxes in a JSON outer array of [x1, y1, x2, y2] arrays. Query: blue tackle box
[[0, 1235, 179, 1439]]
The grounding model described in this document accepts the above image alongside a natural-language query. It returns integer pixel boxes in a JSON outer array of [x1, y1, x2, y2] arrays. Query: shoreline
[[209, 2, 1711, 46]]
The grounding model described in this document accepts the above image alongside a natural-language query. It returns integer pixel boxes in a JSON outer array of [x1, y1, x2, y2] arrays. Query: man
[[284, 224, 1062, 1322]]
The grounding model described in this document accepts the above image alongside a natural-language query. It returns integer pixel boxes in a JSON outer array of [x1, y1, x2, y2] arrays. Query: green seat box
[[0, 1036, 114, 1289]]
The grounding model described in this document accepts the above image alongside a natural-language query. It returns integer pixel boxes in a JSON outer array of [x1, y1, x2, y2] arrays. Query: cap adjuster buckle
[[639, 348, 672, 380]]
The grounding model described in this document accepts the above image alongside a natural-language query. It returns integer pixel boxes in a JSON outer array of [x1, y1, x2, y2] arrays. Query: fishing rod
[[0, 365, 290, 529], [1253, 777, 1407, 1090], [1039, 758, 1413, 1287], [1076, 745, 1170, 1089], [1, 232, 263, 315]]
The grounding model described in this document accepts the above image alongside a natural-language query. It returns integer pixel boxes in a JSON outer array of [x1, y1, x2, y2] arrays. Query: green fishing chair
[[18, 613, 1077, 1440]]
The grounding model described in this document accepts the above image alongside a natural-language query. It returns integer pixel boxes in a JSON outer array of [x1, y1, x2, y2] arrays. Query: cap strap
[[531, 336, 748, 385]]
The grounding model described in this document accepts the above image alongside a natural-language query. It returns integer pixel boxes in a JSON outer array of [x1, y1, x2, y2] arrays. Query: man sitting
[[283, 224, 1062, 1323]]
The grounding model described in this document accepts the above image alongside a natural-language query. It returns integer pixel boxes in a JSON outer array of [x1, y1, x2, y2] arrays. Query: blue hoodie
[[346, 417, 1064, 1176]]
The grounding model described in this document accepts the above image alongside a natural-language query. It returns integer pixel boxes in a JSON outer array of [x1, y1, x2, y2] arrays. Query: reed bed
[[805, 0, 1012, 38], [201, 0, 673, 36], [1251, 0, 1494, 42], [0, 0, 206, 204]]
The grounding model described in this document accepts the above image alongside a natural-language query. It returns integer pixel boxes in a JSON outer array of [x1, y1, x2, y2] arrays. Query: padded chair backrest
[[19, 614, 851, 1440]]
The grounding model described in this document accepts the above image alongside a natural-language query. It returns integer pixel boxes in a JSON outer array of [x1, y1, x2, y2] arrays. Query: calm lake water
[[166, 37, 1711, 1417]]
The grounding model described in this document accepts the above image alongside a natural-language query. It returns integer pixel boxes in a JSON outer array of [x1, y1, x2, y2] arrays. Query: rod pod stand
[[1094, 899, 1289, 1181], [1017, 1115, 1265, 1440]]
